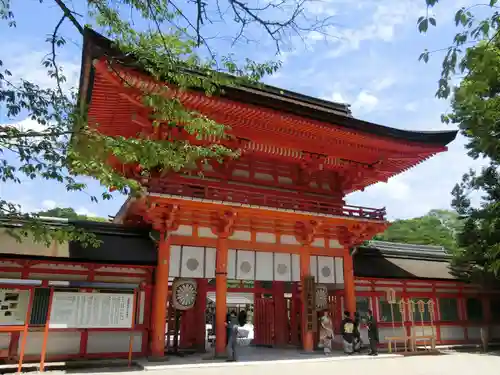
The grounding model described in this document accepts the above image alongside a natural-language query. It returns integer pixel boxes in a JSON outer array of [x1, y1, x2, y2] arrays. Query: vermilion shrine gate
[[76, 28, 458, 358]]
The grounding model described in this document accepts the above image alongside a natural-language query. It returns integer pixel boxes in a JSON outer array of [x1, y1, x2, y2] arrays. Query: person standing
[[319, 311, 334, 355], [367, 309, 379, 356], [353, 311, 362, 353], [341, 311, 355, 355]]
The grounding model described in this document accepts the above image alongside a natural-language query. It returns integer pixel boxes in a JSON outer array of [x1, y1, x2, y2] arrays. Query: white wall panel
[[87, 331, 142, 353], [227, 249, 237, 279], [274, 253, 292, 282], [169, 245, 181, 277], [309, 255, 318, 281], [255, 252, 273, 281], [20, 331, 80, 356], [236, 250, 256, 280], [180, 246, 205, 278], [334, 257, 344, 284], [205, 247, 216, 278], [291, 254, 300, 281], [317, 256, 335, 284], [440, 326, 465, 341]]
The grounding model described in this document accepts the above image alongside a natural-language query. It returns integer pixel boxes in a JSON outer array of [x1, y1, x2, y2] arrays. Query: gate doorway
[[204, 280, 279, 348]]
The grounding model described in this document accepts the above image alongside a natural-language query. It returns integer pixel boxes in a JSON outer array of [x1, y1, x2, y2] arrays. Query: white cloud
[[403, 101, 419, 112], [326, 0, 426, 57], [75, 207, 98, 218], [3, 117, 47, 132], [347, 135, 489, 220], [41, 200, 57, 210], [371, 76, 396, 92], [351, 91, 379, 114]]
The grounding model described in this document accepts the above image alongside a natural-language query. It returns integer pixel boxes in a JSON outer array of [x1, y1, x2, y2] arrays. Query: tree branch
[[53, 0, 84, 35]]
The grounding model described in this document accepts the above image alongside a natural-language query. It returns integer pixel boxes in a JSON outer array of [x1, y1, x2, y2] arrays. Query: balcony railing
[[149, 180, 386, 221]]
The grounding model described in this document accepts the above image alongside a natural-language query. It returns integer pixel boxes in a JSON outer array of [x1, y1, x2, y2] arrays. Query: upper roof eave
[[78, 27, 458, 148]]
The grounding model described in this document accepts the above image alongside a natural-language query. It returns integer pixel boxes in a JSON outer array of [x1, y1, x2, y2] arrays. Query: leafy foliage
[[420, 1, 500, 284], [374, 209, 461, 251], [0, 0, 332, 245]]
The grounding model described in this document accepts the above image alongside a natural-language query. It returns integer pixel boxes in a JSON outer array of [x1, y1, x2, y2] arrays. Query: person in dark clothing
[[238, 309, 247, 327], [341, 310, 355, 354], [367, 309, 379, 356], [353, 311, 362, 352], [225, 313, 232, 347]]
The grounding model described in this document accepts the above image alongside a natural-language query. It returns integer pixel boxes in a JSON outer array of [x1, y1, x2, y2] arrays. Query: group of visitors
[[319, 309, 379, 356]]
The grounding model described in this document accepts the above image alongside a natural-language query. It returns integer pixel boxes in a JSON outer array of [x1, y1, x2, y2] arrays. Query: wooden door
[[254, 297, 275, 346]]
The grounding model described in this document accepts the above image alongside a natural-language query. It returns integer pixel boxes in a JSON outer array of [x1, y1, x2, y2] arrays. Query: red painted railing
[[149, 179, 386, 220]]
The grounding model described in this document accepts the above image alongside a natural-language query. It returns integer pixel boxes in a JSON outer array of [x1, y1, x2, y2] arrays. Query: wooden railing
[[149, 180, 386, 220]]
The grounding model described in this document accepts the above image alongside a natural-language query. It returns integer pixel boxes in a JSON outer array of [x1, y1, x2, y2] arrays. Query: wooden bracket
[[211, 210, 237, 238], [294, 220, 321, 245]]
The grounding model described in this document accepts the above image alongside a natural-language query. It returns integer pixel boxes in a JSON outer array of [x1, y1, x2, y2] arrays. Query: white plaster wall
[[87, 331, 142, 353], [468, 326, 482, 340], [0, 333, 9, 350], [440, 326, 465, 341], [19, 331, 80, 356]]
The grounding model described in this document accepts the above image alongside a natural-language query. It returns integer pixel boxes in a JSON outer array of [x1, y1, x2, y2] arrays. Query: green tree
[[419, 2, 500, 285], [0, 0, 332, 246], [374, 209, 460, 251], [38, 207, 108, 222]]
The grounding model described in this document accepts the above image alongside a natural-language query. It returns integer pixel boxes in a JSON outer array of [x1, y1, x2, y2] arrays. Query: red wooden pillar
[[273, 281, 286, 347], [195, 279, 208, 351], [300, 249, 314, 352], [214, 211, 235, 356], [290, 282, 300, 346], [215, 236, 229, 355], [150, 233, 170, 358], [343, 249, 356, 317]]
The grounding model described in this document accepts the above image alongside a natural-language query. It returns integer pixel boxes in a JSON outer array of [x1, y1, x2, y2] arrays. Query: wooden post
[[215, 235, 229, 356], [128, 290, 138, 367], [150, 233, 171, 358], [39, 288, 54, 372], [343, 249, 356, 317], [195, 279, 208, 351], [299, 250, 314, 352], [17, 288, 35, 373]]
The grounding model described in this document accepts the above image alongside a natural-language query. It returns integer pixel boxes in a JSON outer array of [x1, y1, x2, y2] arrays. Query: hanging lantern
[[417, 300, 425, 313]]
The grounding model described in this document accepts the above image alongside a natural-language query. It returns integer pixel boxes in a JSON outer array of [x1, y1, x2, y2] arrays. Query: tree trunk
[[480, 326, 489, 352]]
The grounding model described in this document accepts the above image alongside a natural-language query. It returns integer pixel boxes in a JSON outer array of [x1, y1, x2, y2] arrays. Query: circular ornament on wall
[[315, 284, 328, 310], [277, 264, 288, 275], [186, 258, 199, 271], [240, 261, 252, 274], [172, 278, 198, 310], [321, 266, 332, 278]]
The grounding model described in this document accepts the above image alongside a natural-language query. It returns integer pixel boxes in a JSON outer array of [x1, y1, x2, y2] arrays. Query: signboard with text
[[49, 292, 134, 329]]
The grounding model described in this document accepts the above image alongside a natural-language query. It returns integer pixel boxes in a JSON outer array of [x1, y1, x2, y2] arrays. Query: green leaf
[[418, 18, 429, 33], [429, 17, 436, 27]]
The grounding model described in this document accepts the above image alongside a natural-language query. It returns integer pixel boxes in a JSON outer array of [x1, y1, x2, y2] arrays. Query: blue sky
[[0, 0, 488, 220]]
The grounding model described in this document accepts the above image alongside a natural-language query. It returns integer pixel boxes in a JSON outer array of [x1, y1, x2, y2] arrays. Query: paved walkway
[[13, 351, 500, 375], [146, 352, 500, 375]]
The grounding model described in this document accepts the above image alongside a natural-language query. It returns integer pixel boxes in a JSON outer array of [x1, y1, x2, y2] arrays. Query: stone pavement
[[9, 351, 500, 375]]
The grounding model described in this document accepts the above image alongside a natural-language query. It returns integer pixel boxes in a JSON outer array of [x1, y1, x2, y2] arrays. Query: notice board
[[49, 292, 134, 328]]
